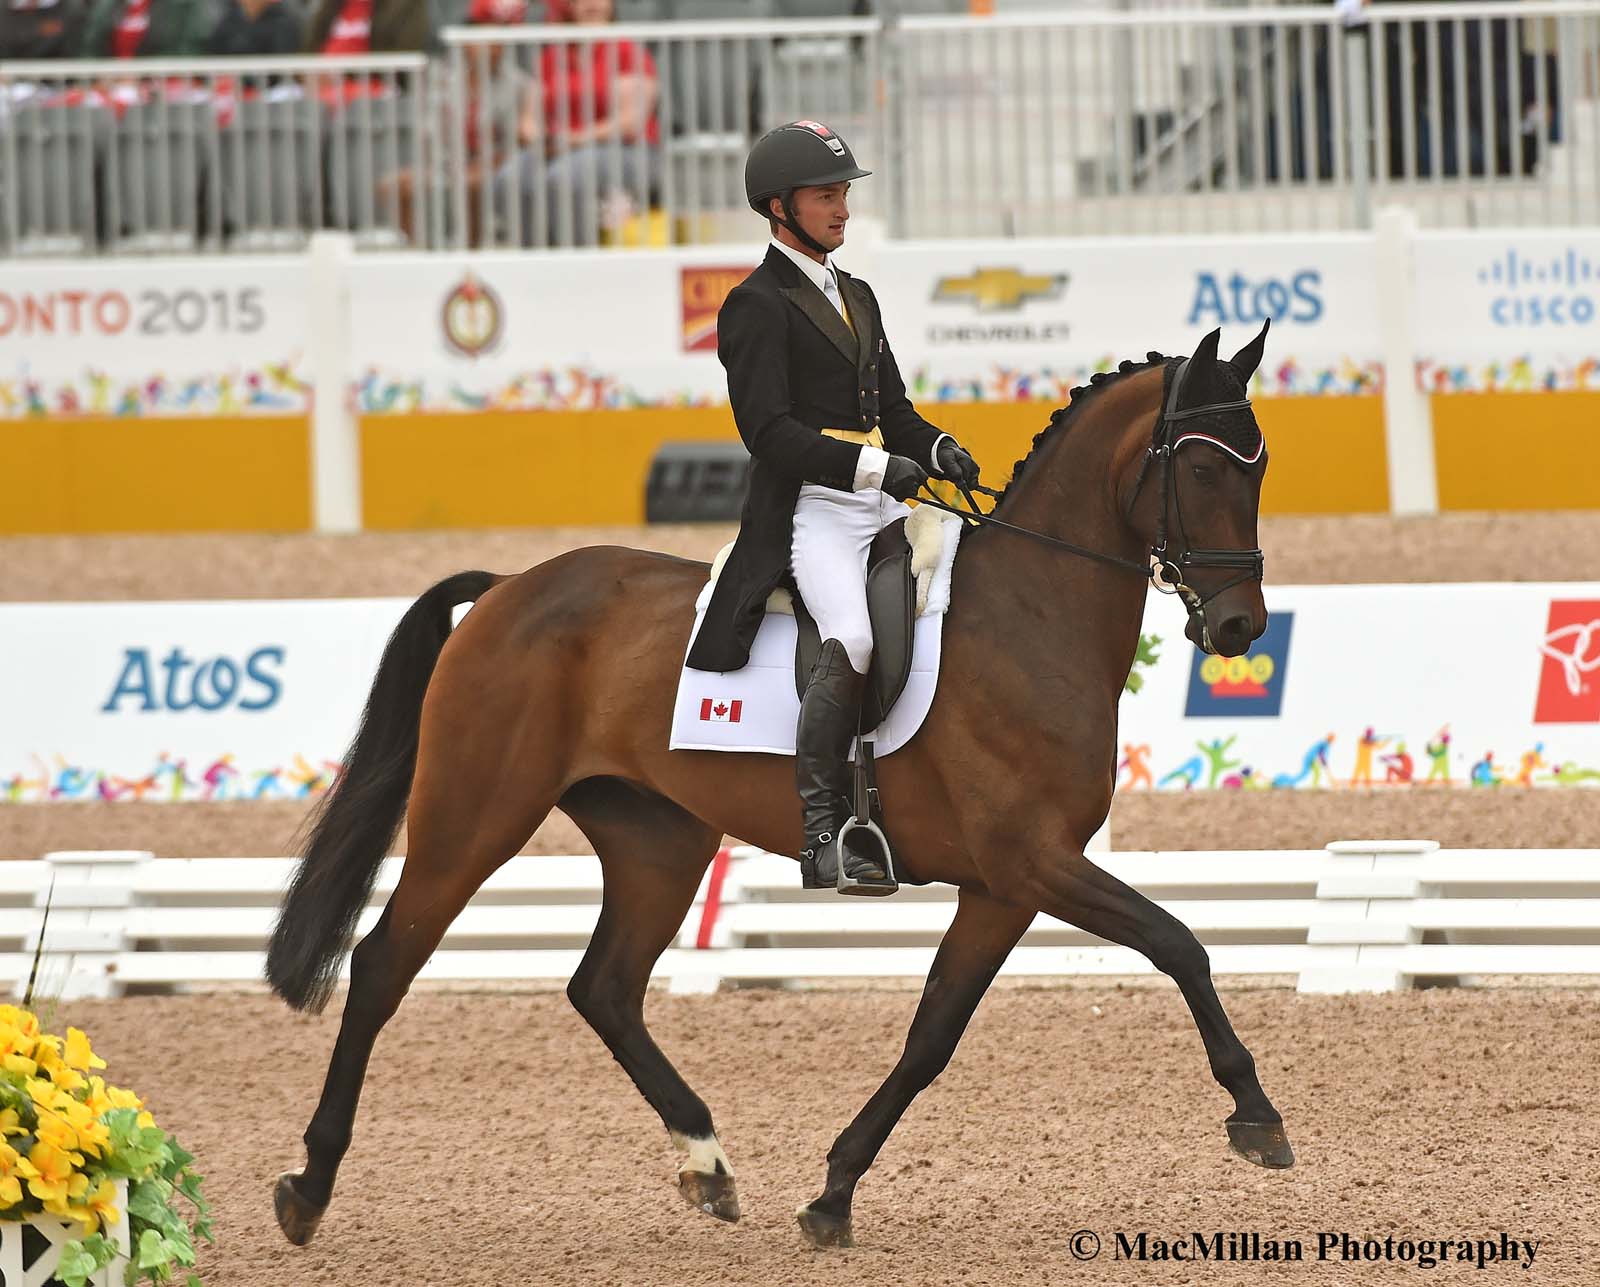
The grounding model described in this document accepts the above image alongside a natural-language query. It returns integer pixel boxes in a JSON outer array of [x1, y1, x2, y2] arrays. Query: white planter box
[[0, 1178, 131, 1287]]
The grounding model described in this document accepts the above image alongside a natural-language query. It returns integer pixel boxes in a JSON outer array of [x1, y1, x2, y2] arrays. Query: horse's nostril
[[1220, 614, 1252, 650]]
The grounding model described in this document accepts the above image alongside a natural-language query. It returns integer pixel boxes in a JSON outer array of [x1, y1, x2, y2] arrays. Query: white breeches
[[790, 483, 912, 675]]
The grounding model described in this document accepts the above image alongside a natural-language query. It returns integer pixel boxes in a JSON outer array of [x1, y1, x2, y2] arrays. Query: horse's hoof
[[274, 1171, 327, 1247], [796, 1203, 854, 1249], [678, 1169, 740, 1222], [1227, 1119, 1296, 1169]]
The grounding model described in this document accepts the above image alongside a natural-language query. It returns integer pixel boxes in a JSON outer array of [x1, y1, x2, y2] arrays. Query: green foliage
[[53, 1235, 114, 1287], [102, 1138, 211, 1285], [1124, 633, 1162, 694], [52, 1117, 210, 1286]]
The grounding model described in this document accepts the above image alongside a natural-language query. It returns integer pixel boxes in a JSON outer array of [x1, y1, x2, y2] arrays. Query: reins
[[913, 481, 1155, 579]]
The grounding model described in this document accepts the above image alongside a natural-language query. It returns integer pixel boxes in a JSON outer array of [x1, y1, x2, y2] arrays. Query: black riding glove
[[935, 438, 981, 490], [880, 454, 929, 502]]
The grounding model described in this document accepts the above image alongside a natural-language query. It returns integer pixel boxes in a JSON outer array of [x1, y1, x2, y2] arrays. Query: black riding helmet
[[745, 120, 870, 255]]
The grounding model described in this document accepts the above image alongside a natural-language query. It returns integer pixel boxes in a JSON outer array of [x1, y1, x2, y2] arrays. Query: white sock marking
[[670, 1130, 733, 1177]]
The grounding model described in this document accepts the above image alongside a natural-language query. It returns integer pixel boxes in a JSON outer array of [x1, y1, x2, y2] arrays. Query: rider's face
[[773, 182, 849, 254]]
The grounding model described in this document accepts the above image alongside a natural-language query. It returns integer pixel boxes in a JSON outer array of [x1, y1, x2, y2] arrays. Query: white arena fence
[[5, 0, 1600, 256], [1, 841, 1598, 1001]]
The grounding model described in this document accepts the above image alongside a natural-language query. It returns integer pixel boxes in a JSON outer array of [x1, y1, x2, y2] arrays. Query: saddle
[[789, 517, 917, 731]]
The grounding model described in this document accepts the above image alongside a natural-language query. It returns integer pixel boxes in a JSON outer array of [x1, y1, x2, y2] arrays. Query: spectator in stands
[[2, 0, 87, 59], [304, 0, 430, 53], [378, 0, 535, 245], [494, 0, 661, 246], [207, 0, 303, 55], [79, 0, 214, 56]]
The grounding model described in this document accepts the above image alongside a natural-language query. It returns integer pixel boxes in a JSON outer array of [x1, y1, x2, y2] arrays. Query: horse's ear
[[1228, 318, 1271, 382], [1192, 327, 1222, 369]]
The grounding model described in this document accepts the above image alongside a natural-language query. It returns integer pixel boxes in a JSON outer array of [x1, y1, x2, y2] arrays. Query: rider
[[684, 120, 981, 894]]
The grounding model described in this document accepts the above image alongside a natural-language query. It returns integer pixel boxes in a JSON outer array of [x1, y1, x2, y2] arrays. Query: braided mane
[[992, 351, 1171, 506]]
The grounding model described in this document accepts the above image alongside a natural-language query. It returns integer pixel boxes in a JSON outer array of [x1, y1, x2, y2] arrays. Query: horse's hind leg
[[559, 778, 737, 1221], [1021, 849, 1294, 1168], [275, 785, 554, 1245]]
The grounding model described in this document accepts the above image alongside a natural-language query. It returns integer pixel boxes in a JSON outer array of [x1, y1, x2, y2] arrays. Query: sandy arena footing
[[62, 986, 1600, 1286]]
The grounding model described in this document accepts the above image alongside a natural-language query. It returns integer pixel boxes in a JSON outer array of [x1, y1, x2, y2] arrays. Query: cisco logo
[[1478, 248, 1598, 326], [1187, 270, 1323, 327]]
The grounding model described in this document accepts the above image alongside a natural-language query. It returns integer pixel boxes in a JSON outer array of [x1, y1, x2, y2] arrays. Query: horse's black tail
[[266, 570, 501, 1014]]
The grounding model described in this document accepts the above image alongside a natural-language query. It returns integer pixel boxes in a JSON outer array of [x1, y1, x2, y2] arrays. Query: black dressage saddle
[[789, 517, 917, 731]]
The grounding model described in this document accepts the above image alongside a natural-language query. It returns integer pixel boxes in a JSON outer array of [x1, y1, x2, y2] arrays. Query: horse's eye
[[1191, 464, 1217, 485]]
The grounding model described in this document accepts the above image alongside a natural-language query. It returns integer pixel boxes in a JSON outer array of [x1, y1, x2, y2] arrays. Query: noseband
[[916, 355, 1266, 647]]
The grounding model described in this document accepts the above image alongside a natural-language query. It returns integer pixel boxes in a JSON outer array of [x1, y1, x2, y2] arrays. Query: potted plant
[[0, 1006, 211, 1287]]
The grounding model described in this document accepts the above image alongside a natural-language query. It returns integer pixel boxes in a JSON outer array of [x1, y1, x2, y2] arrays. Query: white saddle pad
[[670, 510, 964, 757]]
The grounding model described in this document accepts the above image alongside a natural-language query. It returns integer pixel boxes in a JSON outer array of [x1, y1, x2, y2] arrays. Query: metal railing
[[3, 2, 1598, 255], [893, 1, 1600, 235], [0, 54, 429, 255], [440, 16, 881, 248]]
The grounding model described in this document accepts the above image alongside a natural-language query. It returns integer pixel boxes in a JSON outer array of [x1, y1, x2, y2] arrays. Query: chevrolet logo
[[932, 267, 1067, 313]]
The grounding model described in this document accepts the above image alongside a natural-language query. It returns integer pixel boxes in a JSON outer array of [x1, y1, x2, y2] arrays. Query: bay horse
[[266, 324, 1293, 1252]]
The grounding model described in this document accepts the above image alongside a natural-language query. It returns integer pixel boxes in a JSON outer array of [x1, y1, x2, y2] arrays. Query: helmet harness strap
[[775, 189, 832, 257]]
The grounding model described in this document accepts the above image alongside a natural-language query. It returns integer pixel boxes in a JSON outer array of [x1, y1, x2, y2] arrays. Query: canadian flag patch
[[699, 697, 743, 723]]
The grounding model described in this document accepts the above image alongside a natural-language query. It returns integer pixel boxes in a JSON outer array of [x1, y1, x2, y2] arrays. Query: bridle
[[1141, 352, 1266, 616], [915, 355, 1266, 649]]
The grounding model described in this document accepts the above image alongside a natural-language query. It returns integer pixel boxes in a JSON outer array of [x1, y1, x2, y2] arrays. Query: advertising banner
[[1119, 582, 1600, 792], [347, 247, 761, 414], [0, 258, 311, 419], [2, 582, 1597, 804], [6, 230, 1599, 429], [0, 599, 406, 802], [867, 234, 1385, 401], [345, 233, 1389, 415], [1411, 229, 1600, 393]]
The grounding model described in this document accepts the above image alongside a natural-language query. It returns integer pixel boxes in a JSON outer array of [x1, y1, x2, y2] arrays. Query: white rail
[[2, 841, 1598, 1000]]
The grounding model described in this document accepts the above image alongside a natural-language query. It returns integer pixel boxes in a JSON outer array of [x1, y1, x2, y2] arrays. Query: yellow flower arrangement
[[0, 1007, 211, 1287]]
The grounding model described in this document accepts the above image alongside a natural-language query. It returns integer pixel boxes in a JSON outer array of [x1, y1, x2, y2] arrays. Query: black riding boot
[[796, 639, 894, 894]]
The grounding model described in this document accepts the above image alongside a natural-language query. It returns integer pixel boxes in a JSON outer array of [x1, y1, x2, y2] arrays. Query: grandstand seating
[[3, 1, 1595, 254]]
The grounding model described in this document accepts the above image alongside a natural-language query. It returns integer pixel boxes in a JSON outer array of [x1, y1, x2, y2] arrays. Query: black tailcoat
[[685, 245, 944, 673]]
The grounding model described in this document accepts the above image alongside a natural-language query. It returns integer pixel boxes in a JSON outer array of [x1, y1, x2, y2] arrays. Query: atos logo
[[101, 646, 285, 713], [1184, 613, 1293, 718], [1533, 600, 1600, 723], [1477, 247, 1599, 327], [1187, 271, 1323, 326]]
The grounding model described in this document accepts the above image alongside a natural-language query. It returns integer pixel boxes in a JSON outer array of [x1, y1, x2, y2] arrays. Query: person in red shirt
[[303, 0, 429, 54], [492, 0, 661, 246], [79, 0, 210, 56]]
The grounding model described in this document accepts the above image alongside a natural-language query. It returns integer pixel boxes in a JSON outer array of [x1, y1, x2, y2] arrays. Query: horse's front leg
[[1019, 848, 1294, 1168], [798, 888, 1034, 1249]]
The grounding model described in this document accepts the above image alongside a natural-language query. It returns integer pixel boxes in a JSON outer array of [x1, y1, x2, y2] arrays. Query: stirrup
[[833, 817, 898, 897]]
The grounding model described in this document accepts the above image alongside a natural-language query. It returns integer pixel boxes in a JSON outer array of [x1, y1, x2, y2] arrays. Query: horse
[[265, 323, 1293, 1252]]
